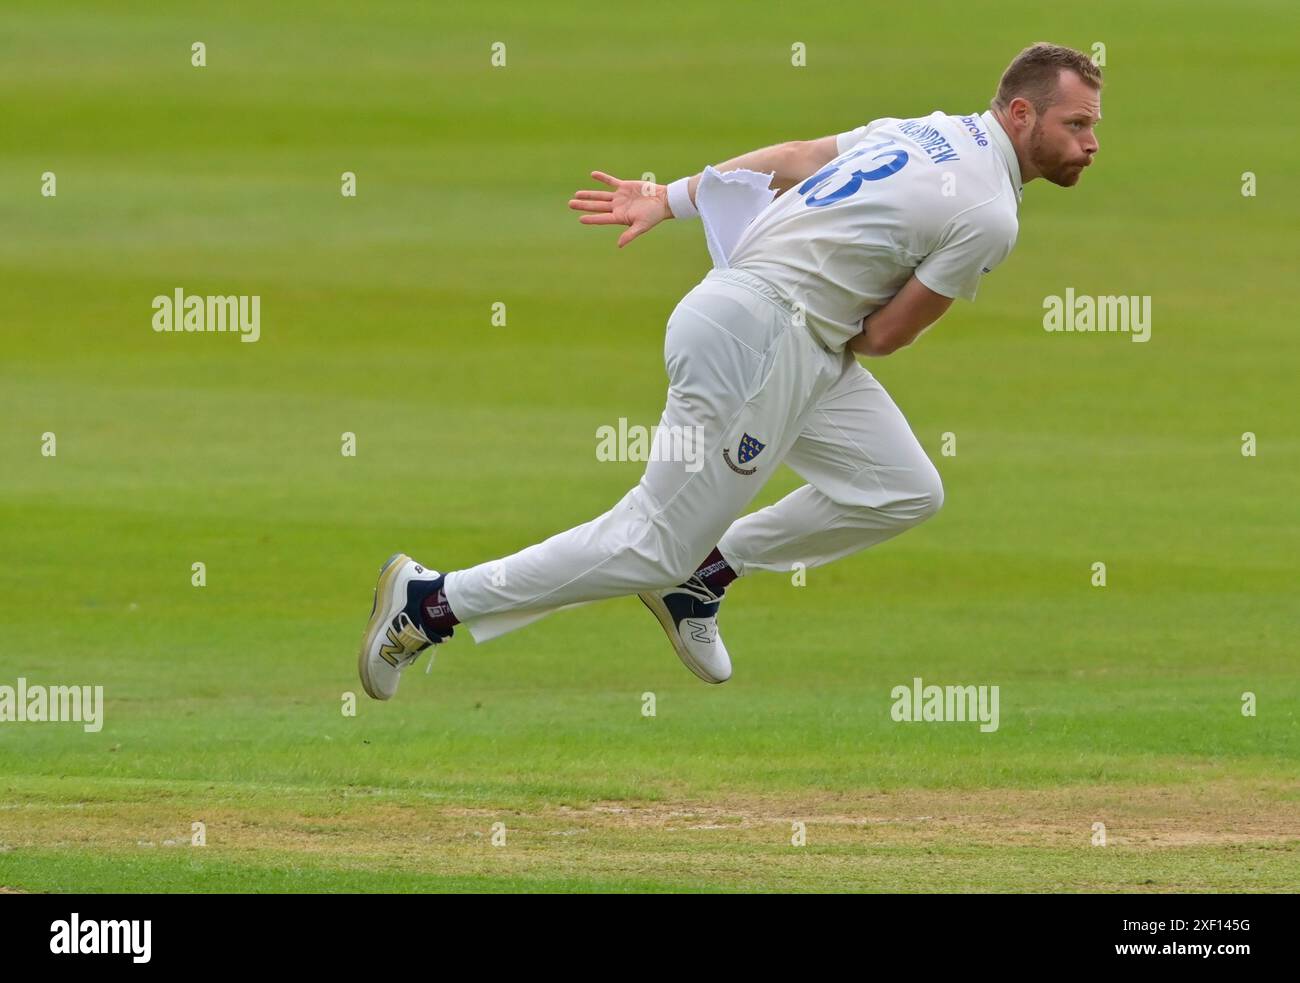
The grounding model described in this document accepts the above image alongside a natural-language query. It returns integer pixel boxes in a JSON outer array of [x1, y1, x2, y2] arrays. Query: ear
[[1007, 95, 1036, 129]]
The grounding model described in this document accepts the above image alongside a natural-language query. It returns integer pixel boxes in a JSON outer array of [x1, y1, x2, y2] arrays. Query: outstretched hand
[[568, 171, 673, 248]]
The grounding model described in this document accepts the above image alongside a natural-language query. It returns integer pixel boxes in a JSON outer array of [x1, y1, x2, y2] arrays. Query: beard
[[1029, 120, 1087, 187]]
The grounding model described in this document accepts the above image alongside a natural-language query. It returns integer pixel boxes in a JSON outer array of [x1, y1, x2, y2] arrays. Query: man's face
[[1027, 70, 1101, 186]]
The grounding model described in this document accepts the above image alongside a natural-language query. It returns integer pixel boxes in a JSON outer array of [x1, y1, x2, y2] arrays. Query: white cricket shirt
[[726, 110, 1023, 351]]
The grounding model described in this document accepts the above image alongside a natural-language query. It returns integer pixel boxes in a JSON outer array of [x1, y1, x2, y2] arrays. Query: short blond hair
[[992, 42, 1102, 113]]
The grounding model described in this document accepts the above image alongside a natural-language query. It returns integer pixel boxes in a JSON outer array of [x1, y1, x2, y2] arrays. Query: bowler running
[[356, 42, 1103, 699]]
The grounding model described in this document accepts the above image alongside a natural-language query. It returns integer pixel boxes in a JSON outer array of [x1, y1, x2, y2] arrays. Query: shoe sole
[[357, 552, 410, 701], [637, 591, 727, 684]]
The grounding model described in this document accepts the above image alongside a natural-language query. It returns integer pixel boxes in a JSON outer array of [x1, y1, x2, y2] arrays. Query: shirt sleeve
[[835, 117, 898, 154], [695, 166, 778, 269], [913, 206, 1017, 301]]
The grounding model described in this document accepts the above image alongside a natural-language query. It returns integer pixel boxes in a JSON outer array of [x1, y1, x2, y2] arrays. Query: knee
[[889, 463, 943, 526], [834, 460, 944, 528], [911, 465, 944, 522]]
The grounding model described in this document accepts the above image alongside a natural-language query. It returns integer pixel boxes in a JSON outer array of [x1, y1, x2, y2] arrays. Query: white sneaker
[[357, 553, 451, 701], [638, 576, 732, 684]]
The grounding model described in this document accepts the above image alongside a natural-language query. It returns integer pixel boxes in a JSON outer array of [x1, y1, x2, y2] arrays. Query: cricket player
[[357, 42, 1102, 700]]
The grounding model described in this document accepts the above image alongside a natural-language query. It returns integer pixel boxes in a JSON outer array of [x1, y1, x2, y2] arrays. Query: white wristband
[[666, 177, 699, 219]]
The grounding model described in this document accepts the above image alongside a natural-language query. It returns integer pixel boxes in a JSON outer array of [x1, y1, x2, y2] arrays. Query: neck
[[990, 106, 1039, 183]]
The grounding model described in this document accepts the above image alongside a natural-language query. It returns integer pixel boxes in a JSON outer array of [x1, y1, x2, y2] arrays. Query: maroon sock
[[419, 585, 460, 638], [693, 547, 738, 594]]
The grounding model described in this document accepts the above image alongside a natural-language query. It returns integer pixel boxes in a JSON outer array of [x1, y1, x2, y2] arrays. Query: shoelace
[[673, 574, 722, 610], [385, 611, 438, 674], [684, 574, 721, 602]]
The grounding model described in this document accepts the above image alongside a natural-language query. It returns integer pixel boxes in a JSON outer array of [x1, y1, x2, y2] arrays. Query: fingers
[[572, 190, 614, 201], [578, 213, 621, 226], [617, 221, 648, 248], [568, 198, 613, 213], [590, 170, 621, 188]]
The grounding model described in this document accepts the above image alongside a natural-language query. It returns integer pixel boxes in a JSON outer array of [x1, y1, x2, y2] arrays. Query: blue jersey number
[[798, 142, 910, 207]]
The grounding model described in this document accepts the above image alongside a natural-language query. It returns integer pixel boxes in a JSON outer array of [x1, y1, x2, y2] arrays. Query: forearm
[[690, 142, 798, 199], [671, 137, 839, 215], [850, 307, 909, 357], [849, 314, 898, 357], [848, 276, 956, 357]]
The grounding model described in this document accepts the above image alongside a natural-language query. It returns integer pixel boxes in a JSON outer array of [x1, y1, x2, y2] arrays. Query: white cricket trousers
[[444, 267, 944, 641]]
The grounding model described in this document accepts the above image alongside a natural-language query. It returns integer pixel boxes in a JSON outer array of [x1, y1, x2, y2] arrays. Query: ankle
[[416, 582, 459, 638], [693, 547, 738, 595]]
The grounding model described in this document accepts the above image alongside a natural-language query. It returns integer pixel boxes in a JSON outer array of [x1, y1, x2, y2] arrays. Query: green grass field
[[1, 0, 1297, 892]]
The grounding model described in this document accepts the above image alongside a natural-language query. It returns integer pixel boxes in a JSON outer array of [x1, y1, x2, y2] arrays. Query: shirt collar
[[981, 110, 1023, 203]]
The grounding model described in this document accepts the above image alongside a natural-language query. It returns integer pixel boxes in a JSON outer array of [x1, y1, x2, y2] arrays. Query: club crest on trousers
[[724, 432, 766, 475]]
